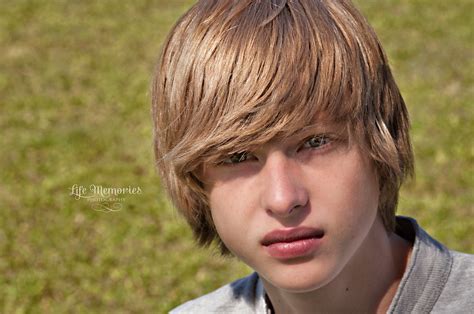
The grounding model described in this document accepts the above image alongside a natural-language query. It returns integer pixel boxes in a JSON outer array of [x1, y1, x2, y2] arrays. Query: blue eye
[[221, 151, 251, 165], [303, 135, 331, 149]]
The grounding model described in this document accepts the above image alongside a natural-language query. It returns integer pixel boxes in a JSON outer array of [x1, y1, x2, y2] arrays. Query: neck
[[263, 218, 412, 314]]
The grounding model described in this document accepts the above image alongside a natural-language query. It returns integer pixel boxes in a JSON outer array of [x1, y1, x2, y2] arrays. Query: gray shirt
[[170, 217, 474, 313]]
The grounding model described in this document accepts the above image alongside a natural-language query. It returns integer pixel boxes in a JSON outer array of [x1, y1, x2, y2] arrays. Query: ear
[[189, 165, 210, 192]]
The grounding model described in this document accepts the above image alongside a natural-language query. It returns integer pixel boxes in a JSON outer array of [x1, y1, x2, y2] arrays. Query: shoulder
[[432, 250, 474, 312], [390, 216, 474, 313], [169, 272, 267, 314]]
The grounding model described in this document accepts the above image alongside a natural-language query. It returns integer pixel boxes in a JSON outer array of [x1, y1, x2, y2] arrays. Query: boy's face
[[202, 122, 382, 292]]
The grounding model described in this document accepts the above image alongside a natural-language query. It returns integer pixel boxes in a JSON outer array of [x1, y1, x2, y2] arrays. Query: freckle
[[345, 287, 349, 292]]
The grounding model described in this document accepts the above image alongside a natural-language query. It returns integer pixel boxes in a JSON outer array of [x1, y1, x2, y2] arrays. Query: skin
[[201, 124, 412, 313]]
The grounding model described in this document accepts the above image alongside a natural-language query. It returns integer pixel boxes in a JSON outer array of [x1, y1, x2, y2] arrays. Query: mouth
[[261, 227, 324, 259], [261, 227, 324, 246]]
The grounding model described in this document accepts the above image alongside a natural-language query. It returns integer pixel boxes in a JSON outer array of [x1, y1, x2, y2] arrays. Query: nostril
[[266, 201, 307, 218], [288, 204, 302, 215]]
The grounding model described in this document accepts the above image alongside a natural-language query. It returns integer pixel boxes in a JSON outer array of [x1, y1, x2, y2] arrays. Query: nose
[[259, 152, 309, 218]]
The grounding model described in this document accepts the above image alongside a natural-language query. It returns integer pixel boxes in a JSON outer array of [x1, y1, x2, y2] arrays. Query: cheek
[[208, 188, 233, 233], [207, 180, 256, 249], [351, 158, 380, 218], [340, 168, 379, 214], [336, 175, 379, 239], [311, 152, 380, 232]]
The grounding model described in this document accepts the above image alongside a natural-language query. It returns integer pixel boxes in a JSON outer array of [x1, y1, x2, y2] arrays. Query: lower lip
[[263, 237, 322, 259]]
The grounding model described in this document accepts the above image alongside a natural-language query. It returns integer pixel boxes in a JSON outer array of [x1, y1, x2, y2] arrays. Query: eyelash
[[220, 151, 252, 165], [300, 134, 332, 151], [218, 134, 333, 165]]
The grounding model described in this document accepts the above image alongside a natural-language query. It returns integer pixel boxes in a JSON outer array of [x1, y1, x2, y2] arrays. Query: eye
[[302, 135, 331, 149], [220, 151, 253, 165]]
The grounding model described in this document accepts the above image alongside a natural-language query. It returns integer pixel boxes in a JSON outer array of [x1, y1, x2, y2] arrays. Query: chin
[[263, 262, 339, 293]]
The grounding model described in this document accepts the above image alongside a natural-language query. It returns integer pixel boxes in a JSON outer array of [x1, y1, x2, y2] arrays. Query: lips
[[261, 227, 324, 246], [261, 227, 324, 259]]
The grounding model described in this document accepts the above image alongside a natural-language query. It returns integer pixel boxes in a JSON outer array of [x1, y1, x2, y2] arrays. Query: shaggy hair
[[152, 0, 414, 255]]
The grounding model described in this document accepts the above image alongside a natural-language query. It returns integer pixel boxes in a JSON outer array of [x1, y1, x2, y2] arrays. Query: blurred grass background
[[0, 0, 472, 312]]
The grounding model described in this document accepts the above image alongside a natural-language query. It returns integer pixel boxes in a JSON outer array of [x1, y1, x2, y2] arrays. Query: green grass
[[0, 0, 472, 312]]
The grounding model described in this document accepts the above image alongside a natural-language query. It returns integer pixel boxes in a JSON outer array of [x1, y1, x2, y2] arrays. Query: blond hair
[[152, 0, 414, 255]]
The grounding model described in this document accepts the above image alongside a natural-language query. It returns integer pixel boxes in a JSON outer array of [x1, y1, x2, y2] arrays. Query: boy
[[152, 1, 473, 313]]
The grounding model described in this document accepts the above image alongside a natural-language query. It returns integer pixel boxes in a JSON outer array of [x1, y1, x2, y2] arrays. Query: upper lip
[[261, 227, 324, 246]]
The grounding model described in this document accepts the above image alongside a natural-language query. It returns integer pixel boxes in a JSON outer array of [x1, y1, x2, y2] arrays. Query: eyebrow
[[257, 122, 337, 149], [292, 122, 336, 137]]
